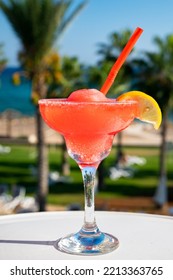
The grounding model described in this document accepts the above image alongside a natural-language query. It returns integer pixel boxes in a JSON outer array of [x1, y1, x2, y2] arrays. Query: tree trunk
[[36, 106, 49, 211], [117, 131, 123, 151], [115, 131, 123, 166], [61, 139, 70, 176], [6, 110, 12, 137], [153, 111, 168, 208], [97, 160, 105, 191]]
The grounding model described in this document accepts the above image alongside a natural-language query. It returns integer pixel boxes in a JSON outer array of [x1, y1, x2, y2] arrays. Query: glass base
[[54, 227, 119, 255]]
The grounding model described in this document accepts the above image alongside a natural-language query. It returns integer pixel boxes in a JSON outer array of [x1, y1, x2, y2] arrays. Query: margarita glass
[[39, 95, 138, 255], [39, 27, 161, 255]]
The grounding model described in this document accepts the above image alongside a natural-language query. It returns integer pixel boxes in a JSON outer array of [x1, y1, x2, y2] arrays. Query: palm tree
[[0, 43, 7, 72], [49, 55, 87, 97], [133, 34, 173, 209], [0, 0, 87, 211], [97, 29, 134, 95]]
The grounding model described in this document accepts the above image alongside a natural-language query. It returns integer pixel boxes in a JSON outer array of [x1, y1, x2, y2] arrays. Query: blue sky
[[1, 0, 173, 66]]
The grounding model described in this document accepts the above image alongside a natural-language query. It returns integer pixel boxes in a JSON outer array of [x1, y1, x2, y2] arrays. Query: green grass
[[0, 144, 173, 206]]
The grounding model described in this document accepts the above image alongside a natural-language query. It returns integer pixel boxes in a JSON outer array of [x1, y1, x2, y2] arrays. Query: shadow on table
[[0, 239, 57, 247]]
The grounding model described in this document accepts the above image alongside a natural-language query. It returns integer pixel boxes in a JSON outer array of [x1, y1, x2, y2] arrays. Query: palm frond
[[0, 0, 87, 66], [56, 0, 88, 36]]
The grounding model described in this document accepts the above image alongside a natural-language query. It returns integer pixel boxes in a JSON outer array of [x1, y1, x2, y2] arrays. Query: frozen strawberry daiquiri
[[39, 89, 161, 256], [39, 27, 162, 255], [40, 89, 138, 168], [39, 90, 137, 255]]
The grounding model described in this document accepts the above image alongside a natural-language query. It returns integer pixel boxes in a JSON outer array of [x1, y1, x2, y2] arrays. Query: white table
[[0, 211, 173, 260]]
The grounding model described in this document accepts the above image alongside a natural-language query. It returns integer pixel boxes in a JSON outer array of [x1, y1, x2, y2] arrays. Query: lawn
[[0, 143, 173, 207]]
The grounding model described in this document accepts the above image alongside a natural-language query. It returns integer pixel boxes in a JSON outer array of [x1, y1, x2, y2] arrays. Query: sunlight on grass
[[0, 144, 173, 207]]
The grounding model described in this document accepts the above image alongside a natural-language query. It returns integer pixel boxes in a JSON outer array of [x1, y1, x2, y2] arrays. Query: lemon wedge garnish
[[117, 91, 162, 129]]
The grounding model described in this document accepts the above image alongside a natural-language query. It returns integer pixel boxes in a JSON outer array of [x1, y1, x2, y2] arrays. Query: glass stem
[[81, 166, 97, 231]]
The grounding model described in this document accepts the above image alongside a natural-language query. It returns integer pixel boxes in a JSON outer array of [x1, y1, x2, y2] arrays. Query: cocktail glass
[[39, 27, 146, 255], [39, 98, 138, 255]]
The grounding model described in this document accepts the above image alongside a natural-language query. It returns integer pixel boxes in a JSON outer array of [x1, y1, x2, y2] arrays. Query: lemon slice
[[117, 91, 162, 129]]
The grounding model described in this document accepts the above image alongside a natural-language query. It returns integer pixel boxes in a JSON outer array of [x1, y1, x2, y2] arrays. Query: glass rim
[[38, 98, 137, 105]]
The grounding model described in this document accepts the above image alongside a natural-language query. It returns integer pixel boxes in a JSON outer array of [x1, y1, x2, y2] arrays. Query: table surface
[[0, 211, 173, 260]]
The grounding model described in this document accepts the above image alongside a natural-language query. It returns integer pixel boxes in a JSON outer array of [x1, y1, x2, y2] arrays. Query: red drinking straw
[[100, 27, 143, 95]]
